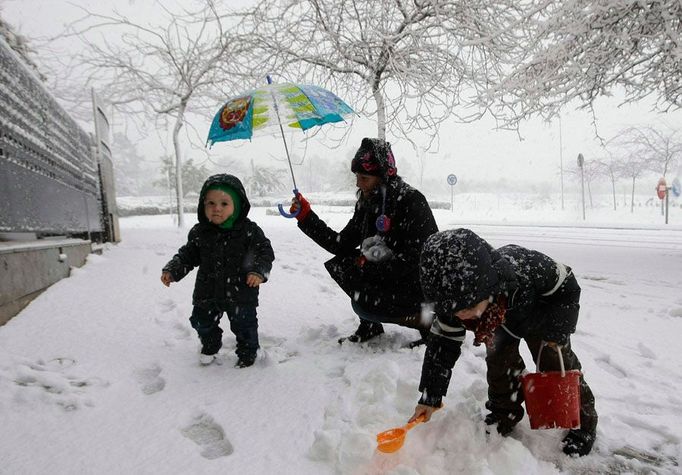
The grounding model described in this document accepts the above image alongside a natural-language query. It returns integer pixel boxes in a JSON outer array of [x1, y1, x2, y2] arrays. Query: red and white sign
[[657, 177, 667, 200]]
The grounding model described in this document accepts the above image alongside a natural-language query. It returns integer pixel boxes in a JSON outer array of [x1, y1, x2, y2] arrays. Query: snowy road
[[452, 222, 682, 251], [1, 209, 681, 474]]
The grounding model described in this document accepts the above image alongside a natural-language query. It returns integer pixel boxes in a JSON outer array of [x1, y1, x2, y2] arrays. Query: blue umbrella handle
[[278, 189, 301, 219]]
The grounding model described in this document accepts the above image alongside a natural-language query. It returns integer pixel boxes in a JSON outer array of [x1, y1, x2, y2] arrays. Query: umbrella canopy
[[206, 80, 354, 218], [207, 83, 354, 147]]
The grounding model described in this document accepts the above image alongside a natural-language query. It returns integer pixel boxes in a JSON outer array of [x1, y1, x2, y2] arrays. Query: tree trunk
[[630, 176, 636, 213], [372, 83, 386, 140], [173, 100, 187, 228]]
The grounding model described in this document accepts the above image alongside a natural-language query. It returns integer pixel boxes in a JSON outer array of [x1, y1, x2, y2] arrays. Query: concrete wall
[[0, 239, 92, 325]]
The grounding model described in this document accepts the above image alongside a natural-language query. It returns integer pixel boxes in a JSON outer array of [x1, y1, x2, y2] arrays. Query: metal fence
[[0, 36, 102, 235]]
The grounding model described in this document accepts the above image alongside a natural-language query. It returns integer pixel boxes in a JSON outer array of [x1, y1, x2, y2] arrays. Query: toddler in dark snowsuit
[[412, 228, 598, 457], [161, 174, 274, 368]]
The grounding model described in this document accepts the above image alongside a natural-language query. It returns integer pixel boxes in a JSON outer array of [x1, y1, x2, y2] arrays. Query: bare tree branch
[[240, 0, 535, 150], [492, 0, 682, 128], [44, 1, 254, 226]]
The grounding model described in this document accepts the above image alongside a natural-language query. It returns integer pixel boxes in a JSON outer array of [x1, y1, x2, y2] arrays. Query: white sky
[[2, 0, 681, 189]]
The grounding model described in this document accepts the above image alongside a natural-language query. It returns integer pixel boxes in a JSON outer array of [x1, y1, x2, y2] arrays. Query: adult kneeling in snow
[[290, 138, 438, 347]]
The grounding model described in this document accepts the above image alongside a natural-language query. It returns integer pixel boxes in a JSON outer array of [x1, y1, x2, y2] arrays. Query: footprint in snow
[[668, 306, 682, 318], [259, 335, 299, 365], [637, 342, 657, 359], [260, 348, 299, 365], [157, 298, 177, 313], [133, 363, 166, 395], [153, 309, 192, 341], [594, 354, 628, 378], [10, 357, 107, 410], [181, 413, 234, 459], [318, 284, 334, 294], [279, 263, 298, 272]]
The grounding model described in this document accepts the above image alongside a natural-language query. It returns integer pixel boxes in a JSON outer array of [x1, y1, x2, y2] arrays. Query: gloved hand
[[289, 192, 311, 222], [361, 235, 394, 262]]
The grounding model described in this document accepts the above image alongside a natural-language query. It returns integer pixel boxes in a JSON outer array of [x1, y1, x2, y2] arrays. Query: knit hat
[[350, 138, 397, 179], [206, 183, 241, 229], [419, 229, 500, 315]]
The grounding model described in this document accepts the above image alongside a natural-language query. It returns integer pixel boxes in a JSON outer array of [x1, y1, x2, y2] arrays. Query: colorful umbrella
[[207, 78, 354, 217]]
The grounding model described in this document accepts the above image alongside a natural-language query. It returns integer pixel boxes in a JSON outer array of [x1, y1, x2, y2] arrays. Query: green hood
[[197, 174, 251, 227]]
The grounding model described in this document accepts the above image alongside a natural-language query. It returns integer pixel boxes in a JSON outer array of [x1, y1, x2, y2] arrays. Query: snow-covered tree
[[110, 132, 147, 196], [156, 156, 211, 197], [616, 125, 681, 178], [493, 0, 682, 127], [242, 0, 530, 149], [594, 155, 620, 210], [243, 166, 287, 197], [56, 2, 251, 227], [606, 133, 651, 213]]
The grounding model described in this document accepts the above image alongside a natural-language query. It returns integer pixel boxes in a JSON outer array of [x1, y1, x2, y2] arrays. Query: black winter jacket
[[162, 174, 275, 309], [419, 243, 580, 407], [298, 176, 438, 316]]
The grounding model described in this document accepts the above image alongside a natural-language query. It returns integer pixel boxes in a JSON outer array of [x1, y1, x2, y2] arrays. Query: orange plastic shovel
[[376, 414, 426, 453]]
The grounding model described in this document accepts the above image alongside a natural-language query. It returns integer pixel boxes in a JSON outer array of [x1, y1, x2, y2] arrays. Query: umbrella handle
[[278, 189, 301, 219]]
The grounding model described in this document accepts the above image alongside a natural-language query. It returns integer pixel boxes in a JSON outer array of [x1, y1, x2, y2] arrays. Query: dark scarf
[[357, 180, 394, 235], [461, 295, 508, 348]]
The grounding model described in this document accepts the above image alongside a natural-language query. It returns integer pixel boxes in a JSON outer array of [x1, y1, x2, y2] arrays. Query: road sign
[[577, 153, 584, 168], [657, 177, 667, 200], [672, 178, 681, 198], [447, 174, 458, 186]]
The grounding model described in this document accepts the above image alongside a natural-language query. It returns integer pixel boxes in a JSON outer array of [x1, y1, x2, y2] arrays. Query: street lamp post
[[577, 153, 586, 221], [559, 115, 565, 210]]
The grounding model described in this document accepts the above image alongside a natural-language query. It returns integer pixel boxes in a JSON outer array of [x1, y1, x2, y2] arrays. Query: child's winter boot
[[562, 428, 595, 456], [199, 335, 222, 365], [338, 320, 384, 344], [235, 354, 256, 368], [484, 411, 523, 436]]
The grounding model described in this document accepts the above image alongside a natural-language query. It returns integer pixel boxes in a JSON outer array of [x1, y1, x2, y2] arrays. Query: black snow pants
[[190, 304, 259, 359], [485, 328, 598, 435]]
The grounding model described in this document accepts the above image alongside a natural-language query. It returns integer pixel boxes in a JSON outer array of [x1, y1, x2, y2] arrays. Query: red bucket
[[521, 344, 581, 430]]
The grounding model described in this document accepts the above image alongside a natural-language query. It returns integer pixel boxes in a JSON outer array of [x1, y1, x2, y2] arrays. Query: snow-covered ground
[[1, 201, 682, 474]]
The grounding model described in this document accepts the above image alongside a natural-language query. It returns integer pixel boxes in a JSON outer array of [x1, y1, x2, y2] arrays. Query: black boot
[[199, 334, 222, 365], [338, 320, 384, 344], [235, 354, 256, 368], [562, 429, 596, 456], [484, 412, 522, 436]]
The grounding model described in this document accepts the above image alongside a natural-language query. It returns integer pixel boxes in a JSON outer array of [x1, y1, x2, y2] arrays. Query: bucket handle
[[536, 342, 566, 377]]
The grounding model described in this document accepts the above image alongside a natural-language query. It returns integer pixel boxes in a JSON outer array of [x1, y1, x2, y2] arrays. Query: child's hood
[[197, 174, 251, 224]]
